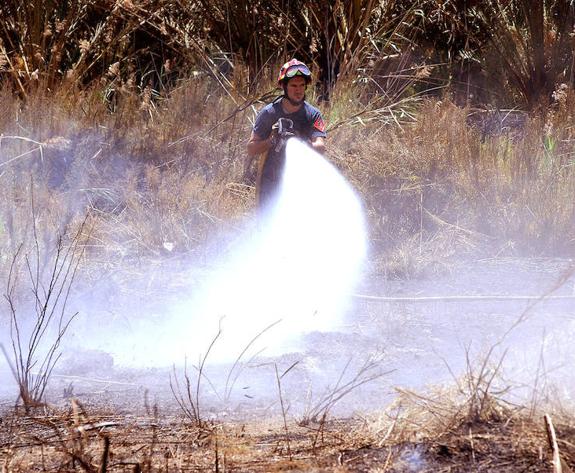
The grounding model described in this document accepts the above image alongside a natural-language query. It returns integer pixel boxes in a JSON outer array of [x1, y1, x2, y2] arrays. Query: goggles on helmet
[[285, 64, 311, 79], [278, 59, 312, 84]]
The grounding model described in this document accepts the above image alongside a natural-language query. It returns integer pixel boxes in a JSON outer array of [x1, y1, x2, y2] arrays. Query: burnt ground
[[2, 399, 575, 471], [1, 257, 575, 471]]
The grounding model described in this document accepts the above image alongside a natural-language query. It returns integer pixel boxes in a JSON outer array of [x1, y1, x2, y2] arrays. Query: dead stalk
[[224, 319, 282, 401], [303, 358, 390, 425], [544, 414, 563, 473], [1, 192, 90, 412], [274, 363, 292, 459], [170, 324, 222, 427], [99, 435, 110, 473]]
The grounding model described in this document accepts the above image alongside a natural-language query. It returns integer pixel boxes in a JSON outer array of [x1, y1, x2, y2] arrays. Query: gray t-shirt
[[253, 97, 327, 141]]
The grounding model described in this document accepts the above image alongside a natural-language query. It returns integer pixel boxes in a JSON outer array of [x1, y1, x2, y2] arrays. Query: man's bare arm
[[247, 131, 273, 157]]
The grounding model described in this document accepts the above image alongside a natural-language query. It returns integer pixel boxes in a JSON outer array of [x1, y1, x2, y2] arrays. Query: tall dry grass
[[330, 96, 575, 276], [0, 0, 404, 99], [1, 71, 574, 288], [0, 75, 254, 302], [1, 0, 575, 282]]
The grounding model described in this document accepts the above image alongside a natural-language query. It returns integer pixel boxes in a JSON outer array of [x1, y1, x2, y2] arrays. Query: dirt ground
[[2, 401, 575, 472], [2, 258, 575, 471]]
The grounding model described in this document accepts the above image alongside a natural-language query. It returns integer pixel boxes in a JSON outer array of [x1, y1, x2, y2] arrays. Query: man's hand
[[246, 119, 297, 157], [311, 136, 326, 154]]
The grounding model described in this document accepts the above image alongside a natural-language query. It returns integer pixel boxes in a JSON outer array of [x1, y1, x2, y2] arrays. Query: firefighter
[[246, 59, 327, 212]]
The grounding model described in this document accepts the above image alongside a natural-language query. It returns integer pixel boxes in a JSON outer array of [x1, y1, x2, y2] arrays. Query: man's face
[[286, 76, 306, 103]]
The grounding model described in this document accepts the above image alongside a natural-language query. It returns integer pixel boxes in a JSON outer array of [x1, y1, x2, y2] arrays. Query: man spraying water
[[110, 61, 366, 366], [246, 59, 327, 212]]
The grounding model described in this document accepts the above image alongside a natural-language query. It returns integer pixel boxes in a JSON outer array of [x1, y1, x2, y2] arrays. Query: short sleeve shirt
[[253, 97, 327, 142]]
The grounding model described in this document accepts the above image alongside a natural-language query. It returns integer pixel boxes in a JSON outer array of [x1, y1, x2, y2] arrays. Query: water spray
[[115, 137, 368, 367]]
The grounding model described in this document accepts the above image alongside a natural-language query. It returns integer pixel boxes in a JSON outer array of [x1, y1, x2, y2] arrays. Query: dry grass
[[358, 372, 575, 472], [1, 77, 575, 285], [2, 3, 575, 471], [0, 76, 253, 286], [330, 98, 575, 276], [1, 378, 574, 472], [1, 2, 574, 280]]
